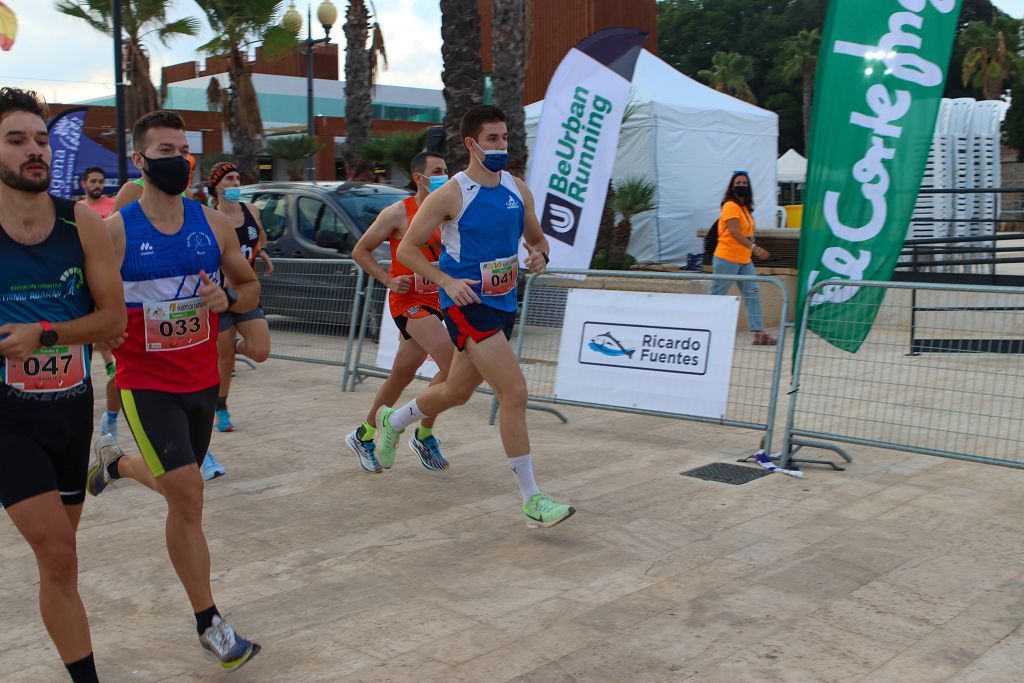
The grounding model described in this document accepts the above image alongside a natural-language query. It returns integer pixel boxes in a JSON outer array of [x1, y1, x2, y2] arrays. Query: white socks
[[508, 454, 540, 503], [389, 399, 427, 431]]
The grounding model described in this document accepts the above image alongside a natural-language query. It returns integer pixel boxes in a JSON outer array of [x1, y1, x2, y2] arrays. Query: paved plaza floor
[[3, 356, 1024, 682]]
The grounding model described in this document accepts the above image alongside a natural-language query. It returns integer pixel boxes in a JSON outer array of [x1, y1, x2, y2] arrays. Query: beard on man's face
[[87, 186, 103, 199], [0, 158, 51, 193]]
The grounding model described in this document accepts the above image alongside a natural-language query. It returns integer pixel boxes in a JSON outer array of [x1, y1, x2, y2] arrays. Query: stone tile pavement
[[2, 356, 1023, 682]]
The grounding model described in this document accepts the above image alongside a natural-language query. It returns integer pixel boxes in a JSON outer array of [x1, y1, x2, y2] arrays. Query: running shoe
[[201, 451, 226, 480], [346, 426, 382, 473], [375, 406, 403, 470], [199, 615, 261, 672], [99, 411, 118, 440], [215, 409, 235, 432], [409, 433, 449, 471], [522, 493, 576, 529], [87, 434, 125, 496]]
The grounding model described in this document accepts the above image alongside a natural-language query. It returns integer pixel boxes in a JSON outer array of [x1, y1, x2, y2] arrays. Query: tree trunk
[[441, 0, 483, 173], [492, 0, 526, 174], [125, 40, 159, 125], [344, 0, 372, 176], [802, 61, 814, 154], [227, 48, 262, 184], [608, 218, 633, 270], [591, 180, 616, 267]]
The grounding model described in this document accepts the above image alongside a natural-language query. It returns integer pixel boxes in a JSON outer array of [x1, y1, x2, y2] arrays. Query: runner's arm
[[352, 201, 407, 291], [244, 202, 274, 274], [0, 205, 126, 362], [398, 183, 458, 289], [113, 180, 143, 212], [517, 179, 550, 274], [205, 208, 259, 313]]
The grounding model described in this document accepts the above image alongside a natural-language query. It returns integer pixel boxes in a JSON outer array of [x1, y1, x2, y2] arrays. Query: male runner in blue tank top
[[378, 105, 575, 528], [0, 88, 126, 683]]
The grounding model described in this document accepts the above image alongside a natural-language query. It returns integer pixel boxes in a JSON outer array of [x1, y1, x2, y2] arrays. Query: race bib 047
[[4, 344, 87, 392]]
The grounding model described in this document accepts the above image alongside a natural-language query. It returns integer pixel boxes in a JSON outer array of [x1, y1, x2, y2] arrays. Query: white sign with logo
[[374, 294, 441, 378], [554, 289, 739, 418]]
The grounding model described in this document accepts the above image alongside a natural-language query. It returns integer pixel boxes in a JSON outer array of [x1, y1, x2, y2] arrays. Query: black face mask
[[734, 186, 752, 203], [142, 154, 191, 196]]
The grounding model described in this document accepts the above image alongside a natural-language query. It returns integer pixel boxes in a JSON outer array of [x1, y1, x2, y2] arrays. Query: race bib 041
[[480, 255, 518, 297]]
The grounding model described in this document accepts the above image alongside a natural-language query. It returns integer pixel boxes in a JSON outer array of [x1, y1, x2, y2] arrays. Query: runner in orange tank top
[[348, 152, 456, 473]]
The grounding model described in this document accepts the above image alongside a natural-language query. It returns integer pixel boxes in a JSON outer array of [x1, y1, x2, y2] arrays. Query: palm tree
[[265, 135, 325, 180], [960, 20, 1020, 100], [358, 129, 427, 180], [55, 0, 199, 125], [780, 28, 821, 153], [194, 0, 298, 183], [441, 0, 483, 172], [607, 175, 657, 270], [342, 1, 388, 178], [698, 51, 757, 104], [491, 0, 528, 173]]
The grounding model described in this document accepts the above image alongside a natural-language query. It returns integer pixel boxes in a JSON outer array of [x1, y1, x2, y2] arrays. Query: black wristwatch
[[541, 251, 550, 264], [222, 287, 238, 311], [39, 320, 58, 348]]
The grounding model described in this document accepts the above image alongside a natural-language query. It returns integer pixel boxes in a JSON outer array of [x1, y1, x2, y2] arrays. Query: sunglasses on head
[[733, 170, 749, 176]]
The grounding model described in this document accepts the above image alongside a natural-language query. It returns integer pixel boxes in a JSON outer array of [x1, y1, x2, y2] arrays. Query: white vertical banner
[[374, 295, 440, 378], [526, 28, 647, 270], [554, 289, 740, 419]]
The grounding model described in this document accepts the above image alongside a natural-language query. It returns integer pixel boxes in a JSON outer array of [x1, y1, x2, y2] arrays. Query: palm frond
[[612, 175, 658, 219], [157, 17, 200, 45]]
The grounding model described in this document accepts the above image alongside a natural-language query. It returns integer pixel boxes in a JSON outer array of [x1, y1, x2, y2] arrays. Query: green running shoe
[[375, 406, 403, 469], [523, 493, 576, 529]]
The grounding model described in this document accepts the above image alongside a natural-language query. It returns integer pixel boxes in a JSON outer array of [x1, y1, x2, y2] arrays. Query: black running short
[[0, 382, 93, 507], [394, 305, 442, 341], [120, 385, 218, 477], [218, 305, 266, 333]]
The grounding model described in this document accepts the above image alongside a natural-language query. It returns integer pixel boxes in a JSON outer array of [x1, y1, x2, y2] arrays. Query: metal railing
[[499, 269, 791, 454], [781, 279, 1024, 470], [256, 258, 365, 389]]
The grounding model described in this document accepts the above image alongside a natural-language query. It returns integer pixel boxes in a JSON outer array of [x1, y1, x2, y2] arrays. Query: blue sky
[[1, 1, 1022, 105]]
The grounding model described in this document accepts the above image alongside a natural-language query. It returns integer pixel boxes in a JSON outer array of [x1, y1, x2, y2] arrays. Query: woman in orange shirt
[[709, 171, 776, 346]]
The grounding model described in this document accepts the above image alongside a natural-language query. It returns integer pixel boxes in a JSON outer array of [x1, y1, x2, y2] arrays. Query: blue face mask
[[473, 141, 509, 173], [428, 175, 447, 192], [223, 187, 241, 203]]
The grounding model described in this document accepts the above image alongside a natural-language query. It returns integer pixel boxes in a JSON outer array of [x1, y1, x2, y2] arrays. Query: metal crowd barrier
[[256, 258, 365, 389], [499, 269, 791, 455], [781, 279, 1024, 470]]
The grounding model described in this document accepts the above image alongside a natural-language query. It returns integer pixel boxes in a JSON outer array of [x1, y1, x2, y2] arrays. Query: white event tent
[[777, 148, 808, 183], [525, 49, 779, 265]]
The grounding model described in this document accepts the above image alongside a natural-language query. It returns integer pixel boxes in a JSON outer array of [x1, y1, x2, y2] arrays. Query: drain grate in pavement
[[680, 462, 773, 485]]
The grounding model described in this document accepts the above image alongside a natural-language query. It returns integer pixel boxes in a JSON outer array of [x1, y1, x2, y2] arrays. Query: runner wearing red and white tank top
[[347, 152, 456, 473], [86, 113, 263, 676]]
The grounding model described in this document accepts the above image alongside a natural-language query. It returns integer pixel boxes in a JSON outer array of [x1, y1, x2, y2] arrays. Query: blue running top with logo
[[439, 171, 524, 313]]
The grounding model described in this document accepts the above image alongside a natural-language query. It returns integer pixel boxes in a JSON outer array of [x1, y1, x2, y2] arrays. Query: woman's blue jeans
[[710, 256, 764, 332]]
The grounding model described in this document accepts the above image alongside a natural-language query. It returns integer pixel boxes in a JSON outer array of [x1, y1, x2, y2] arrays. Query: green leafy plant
[[608, 176, 657, 270], [265, 135, 325, 180]]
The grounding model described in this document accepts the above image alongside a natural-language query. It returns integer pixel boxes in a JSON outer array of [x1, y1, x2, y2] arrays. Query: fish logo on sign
[[588, 332, 635, 358]]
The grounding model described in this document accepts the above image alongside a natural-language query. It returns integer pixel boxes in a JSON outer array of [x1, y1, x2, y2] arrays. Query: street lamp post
[[285, 2, 338, 181]]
